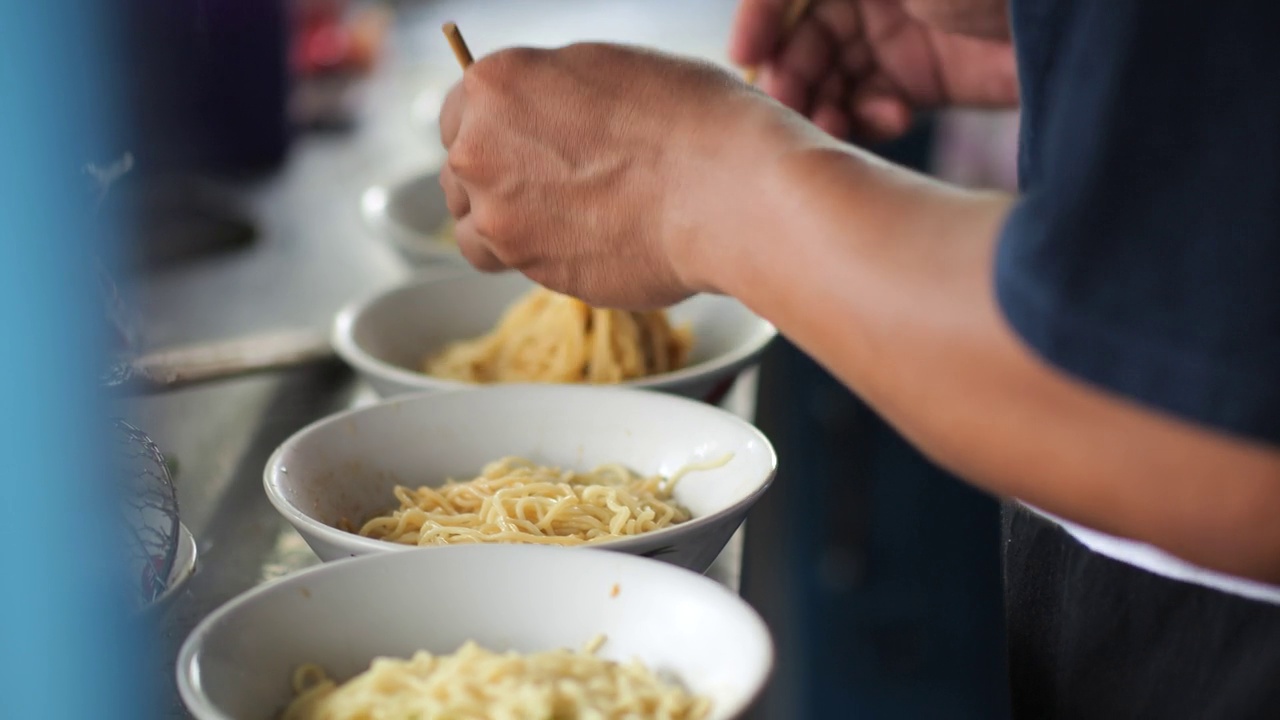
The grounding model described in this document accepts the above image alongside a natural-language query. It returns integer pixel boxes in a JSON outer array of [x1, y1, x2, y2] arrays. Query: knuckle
[[560, 42, 601, 61], [470, 47, 543, 90], [471, 206, 510, 242], [442, 188, 468, 218], [447, 139, 480, 176], [458, 241, 501, 273], [499, 241, 535, 270]]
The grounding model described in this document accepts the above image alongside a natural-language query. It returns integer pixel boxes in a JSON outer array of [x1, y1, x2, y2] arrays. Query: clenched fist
[[438, 43, 818, 309]]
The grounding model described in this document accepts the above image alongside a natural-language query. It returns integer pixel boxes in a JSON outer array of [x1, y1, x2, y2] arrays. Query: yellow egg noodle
[[281, 635, 711, 720], [354, 456, 732, 547], [422, 288, 693, 384]]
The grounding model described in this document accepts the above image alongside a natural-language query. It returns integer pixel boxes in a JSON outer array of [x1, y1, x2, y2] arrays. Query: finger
[[847, 73, 914, 140], [841, 41, 875, 80], [729, 0, 792, 66], [453, 216, 507, 273], [438, 81, 466, 149], [811, 103, 852, 140], [812, 0, 860, 43], [439, 162, 470, 218], [814, 72, 846, 106], [774, 18, 834, 85], [850, 94, 913, 143]]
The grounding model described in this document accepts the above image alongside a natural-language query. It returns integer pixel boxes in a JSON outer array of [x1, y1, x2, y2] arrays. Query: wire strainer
[[113, 418, 180, 608], [99, 261, 182, 609], [89, 155, 186, 609]]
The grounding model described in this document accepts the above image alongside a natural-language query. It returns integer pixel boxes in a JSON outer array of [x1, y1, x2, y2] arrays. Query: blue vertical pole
[[0, 2, 144, 719]]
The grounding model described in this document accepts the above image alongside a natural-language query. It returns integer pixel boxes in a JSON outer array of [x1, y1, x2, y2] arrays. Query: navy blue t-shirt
[[996, 1, 1280, 445]]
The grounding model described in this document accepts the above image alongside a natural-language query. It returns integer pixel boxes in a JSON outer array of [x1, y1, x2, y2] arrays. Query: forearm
[[709, 145, 1280, 582]]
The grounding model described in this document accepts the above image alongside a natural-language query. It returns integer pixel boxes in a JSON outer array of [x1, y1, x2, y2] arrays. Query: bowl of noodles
[[330, 273, 777, 403], [360, 170, 467, 266], [263, 384, 776, 572], [177, 545, 774, 719]]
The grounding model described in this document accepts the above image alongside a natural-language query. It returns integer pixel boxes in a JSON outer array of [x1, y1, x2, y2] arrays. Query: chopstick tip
[[442, 21, 475, 69]]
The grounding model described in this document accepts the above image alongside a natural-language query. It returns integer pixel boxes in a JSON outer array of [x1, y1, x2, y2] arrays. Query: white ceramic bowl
[[264, 385, 776, 572], [360, 170, 467, 266], [332, 273, 778, 403], [177, 546, 774, 720]]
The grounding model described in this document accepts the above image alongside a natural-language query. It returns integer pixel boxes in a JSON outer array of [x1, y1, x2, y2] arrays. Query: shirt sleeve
[[996, 1, 1280, 445]]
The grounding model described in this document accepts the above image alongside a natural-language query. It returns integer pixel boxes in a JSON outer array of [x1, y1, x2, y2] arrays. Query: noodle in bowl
[[330, 273, 777, 402], [176, 545, 774, 720], [264, 385, 777, 572]]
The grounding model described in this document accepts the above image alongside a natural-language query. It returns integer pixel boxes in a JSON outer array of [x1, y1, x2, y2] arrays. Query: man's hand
[[730, 0, 1018, 142], [438, 43, 818, 309]]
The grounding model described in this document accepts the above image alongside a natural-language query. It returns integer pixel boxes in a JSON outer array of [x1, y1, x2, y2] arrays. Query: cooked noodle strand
[[356, 457, 716, 547], [423, 288, 693, 384], [282, 636, 711, 720]]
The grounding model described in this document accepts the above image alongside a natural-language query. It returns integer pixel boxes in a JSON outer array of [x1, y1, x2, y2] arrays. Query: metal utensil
[[104, 329, 338, 395], [114, 418, 181, 608]]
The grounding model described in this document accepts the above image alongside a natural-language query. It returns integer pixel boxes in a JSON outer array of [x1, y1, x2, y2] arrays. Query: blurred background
[[50, 0, 1021, 717], [745, 113, 1014, 718]]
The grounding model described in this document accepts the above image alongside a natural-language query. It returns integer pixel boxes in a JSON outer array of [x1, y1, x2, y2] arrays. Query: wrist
[[692, 132, 1010, 309], [664, 95, 835, 298]]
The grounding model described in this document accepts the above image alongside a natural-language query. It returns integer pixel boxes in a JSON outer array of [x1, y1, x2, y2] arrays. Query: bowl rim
[[262, 384, 778, 558], [176, 545, 775, 720], [143, 522, 197, 616], [360, 170, 466, 264], [330, 272, 779, 394]]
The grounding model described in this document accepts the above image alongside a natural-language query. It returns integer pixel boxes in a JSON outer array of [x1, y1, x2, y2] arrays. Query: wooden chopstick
[[442, 21, 474, 69], [442, 14, 807, 85], [743, 0, 812, 86]]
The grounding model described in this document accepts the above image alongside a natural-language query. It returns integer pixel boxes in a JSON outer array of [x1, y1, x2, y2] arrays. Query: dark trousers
[[1003, 505, 1280, 719]]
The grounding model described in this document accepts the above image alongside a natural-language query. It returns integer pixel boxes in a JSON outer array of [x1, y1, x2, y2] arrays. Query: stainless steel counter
[[129, 2, 748, 716]]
